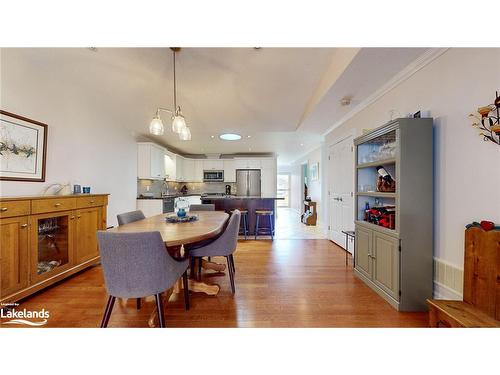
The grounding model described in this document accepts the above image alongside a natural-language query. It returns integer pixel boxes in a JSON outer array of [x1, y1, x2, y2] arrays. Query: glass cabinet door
[[357, 129, 397, 165], [31, 211, 74, 281]]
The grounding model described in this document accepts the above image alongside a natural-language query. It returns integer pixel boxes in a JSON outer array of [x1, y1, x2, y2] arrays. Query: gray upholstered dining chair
[[188, 210, 241, 294], [97, 231, 190, 328], [189, 204, 215, 211], [116, 209, 147, 309], [117, 210, 146, 226]]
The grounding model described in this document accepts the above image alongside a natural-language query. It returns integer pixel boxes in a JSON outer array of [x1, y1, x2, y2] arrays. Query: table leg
[[148, 287, 174, 328], [201, 258, 226, 272]]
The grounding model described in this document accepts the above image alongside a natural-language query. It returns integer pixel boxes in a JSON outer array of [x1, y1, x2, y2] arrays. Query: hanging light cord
[[173, 49, 177, 114]]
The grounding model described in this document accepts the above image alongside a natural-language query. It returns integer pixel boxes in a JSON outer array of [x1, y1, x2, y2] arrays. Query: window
[[277, 173, 291, 207]]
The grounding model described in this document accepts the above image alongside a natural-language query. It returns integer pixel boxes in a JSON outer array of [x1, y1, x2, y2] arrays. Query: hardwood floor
[[1, 240, 428, 328]]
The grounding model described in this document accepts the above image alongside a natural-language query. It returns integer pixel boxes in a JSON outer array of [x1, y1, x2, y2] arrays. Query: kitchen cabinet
[[182, 158, 195, 182], [260, 167, 277, 197], [234, 158, 261, 169], [176, 156, 185, 181], [223, 160, 236, 182], [0, 195, 108, 304], [203, 159, 224, 171], [164, 150, 176, 180], [138, 142, 166, 180], [194, 160, 204, 182]]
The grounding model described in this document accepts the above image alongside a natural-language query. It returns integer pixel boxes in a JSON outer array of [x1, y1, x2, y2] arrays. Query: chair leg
[[208, 256, 211, 262], [190, 257, 196, 278], [255, 215, 260, 240], [226, 256, 235, 294], [230, 254, 236, 274], [243, 214, 248, 240], [198, 257, 202, 281], [270, 214, 274, 240], [155, 293, 166, 328], [136, 298, 141, 310], [100, 296, 116, 328], [182, 271, 190, 311]]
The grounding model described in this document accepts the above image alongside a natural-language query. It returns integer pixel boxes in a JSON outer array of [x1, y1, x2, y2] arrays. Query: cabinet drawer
[[0, 200, 31, 218], [76, 196, 105, 209], [32, 197, 77, 214]]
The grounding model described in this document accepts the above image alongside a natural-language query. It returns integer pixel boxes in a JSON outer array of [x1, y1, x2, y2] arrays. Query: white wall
[[0, 48, 172, 226], [324, 48, 500, 296]]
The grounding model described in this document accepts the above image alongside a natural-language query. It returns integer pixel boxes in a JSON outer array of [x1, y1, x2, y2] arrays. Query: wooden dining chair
[[97, 231, 190, 328]]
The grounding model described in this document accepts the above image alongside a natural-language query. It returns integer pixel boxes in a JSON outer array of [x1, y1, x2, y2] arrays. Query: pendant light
[[149, 111, 164, 135], [149, 47, 190, 140], [179, 125, 192, 141]]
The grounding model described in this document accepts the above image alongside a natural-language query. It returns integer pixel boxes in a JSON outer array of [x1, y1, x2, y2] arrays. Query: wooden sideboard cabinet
[[0, 194, 108, 304]]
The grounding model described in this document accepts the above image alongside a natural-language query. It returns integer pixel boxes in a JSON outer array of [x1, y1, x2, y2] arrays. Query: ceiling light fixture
[[219, 133, 242, 141], [149, 47, 191, 140]]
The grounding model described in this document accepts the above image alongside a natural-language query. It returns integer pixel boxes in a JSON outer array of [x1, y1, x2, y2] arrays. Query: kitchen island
[[200, 195, 283, 236]]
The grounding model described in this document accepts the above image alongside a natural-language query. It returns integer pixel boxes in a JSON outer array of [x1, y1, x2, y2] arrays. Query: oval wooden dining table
[[106, 210, 229, 327]]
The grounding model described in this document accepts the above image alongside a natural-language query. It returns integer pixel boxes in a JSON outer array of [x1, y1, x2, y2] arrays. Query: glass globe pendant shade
[[179, 126, 191, 141], [172, 114, 187, 133], [149, 116, 164, 135]]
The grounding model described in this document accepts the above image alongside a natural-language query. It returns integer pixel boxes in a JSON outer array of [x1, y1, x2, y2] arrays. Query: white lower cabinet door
[[372, 231, 400, 300]]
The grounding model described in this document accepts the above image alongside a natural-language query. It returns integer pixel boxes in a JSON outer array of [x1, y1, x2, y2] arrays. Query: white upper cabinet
[[234, 158, 262, 169], [203, 159, 224, 170], [176, 156, 185, 181], [138, 142, 167, 180], [182, 158, 195, 182], [260, 158, 276, 169], [194, 160, 204, 182], [223, 160, 236, 182], [260, 167, 277, 197], [164, 150, 176, 180]]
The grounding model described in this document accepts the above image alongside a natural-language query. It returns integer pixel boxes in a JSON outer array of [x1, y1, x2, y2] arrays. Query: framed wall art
[[310, 162, 319, 181], [0, 110, 48, 182]]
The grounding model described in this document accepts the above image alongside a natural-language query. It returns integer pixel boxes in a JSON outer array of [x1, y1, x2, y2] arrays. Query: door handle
[[21, 223, 28, 228], [54, 203, 61, 207], [1, 207, 8, 212]]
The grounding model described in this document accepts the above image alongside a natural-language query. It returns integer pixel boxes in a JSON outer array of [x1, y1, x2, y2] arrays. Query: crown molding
[[321, 48, 450, 137]]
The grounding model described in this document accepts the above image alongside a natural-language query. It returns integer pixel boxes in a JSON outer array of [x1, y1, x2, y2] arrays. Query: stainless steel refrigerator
[[236, 169, 261, 196]]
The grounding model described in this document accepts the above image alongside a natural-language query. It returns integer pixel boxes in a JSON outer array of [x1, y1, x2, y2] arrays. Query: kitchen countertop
[[201, 195, 284, 200], [137, 193, 202, 199]]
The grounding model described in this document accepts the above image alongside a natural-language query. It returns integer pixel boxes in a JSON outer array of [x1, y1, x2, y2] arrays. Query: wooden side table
[[341, 230, 355, 267]]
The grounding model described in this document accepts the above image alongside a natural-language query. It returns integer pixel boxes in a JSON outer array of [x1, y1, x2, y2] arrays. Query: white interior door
[[328, 136, 355, 253]]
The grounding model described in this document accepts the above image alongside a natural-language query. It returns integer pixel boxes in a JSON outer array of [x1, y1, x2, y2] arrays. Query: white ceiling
[[5, 47, 432, 165]]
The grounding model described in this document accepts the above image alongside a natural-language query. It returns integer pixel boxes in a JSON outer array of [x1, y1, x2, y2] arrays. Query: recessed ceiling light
[[247, 135, 251, 138], [300, 143, 304, 146], [211, 135, 215, 138], [219, 133, 242, 141]]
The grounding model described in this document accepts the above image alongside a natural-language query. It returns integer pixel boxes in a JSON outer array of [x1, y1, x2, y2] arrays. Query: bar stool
[[231, 209, 249, 239], [254, 210, 274, 240]]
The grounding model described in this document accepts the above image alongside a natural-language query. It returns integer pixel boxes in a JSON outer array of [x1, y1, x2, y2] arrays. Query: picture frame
[[310, 162, 319, 181], [0, 110, 48, 182]]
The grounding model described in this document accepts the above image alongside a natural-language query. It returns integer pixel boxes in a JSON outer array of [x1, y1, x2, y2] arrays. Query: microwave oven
[[203, 170, 224, 182]]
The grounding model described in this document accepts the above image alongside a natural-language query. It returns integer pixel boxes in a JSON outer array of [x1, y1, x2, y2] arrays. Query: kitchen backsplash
[[137, 180, 236, 197]]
